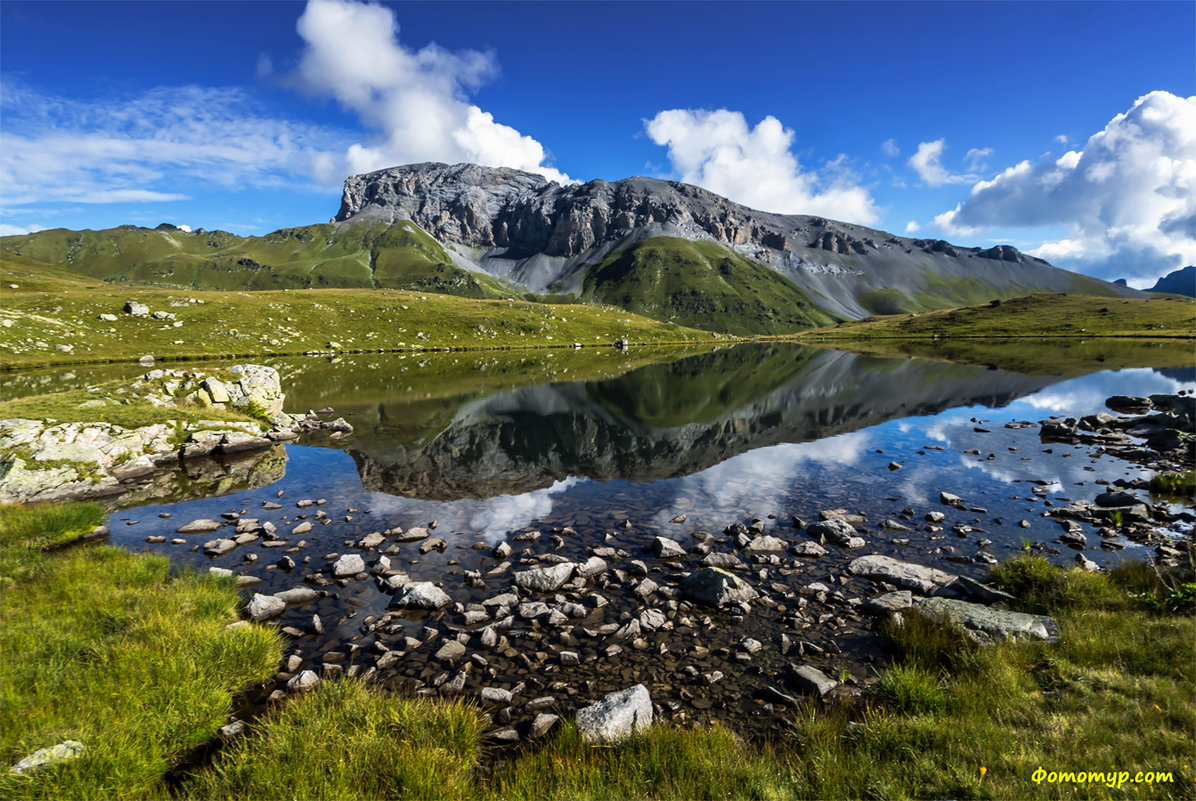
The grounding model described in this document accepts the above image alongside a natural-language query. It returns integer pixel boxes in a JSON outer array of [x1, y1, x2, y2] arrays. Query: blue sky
[[1, 0, 1193, 287]]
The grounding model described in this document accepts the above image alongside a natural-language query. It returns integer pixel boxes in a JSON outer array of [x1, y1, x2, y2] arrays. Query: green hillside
[[578, 237, 840, 336], [0, 220, 506, 297], [0, 253, 722, 369]]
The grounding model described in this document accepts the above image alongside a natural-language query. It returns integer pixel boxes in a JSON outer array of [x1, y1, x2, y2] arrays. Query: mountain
[[1, 162, 1141, 335], [1148, 265, 1195, 297]]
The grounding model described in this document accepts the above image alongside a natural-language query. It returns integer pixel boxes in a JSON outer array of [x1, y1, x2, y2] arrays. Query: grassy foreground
[[0, 504, 281, 801], [0, 252, 721, 370], [2, 506, 1192, 798]]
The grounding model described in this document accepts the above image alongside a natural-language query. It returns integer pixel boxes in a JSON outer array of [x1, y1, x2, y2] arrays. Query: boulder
[[790, 541, 827, 558], [332, 554, 365, 578], [807, 519, 862, 548], [789, 665, 838, 697], [389, 582, 451, 610], [203, 538, 236, 557], [862, 590, 914, 615], [651, 537, 687, 559], [513, 562, 576, 593], [848, 555, 959, 594], [744, 535, 787, 552], [287, 670, 320, 692], [576, 684, 653, 743], [123, 301, 149, 316], [680, 566, 759, 606], [178, 518, 223, 534], [916, 597, 1059, 644], [247, 593, 285, 622]]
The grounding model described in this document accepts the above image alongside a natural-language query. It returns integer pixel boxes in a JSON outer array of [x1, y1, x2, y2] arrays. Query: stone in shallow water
[[332, 553, 365, 578], [247, 593, 285, 622], [512, 562, 576, 593], [680, 567, 759, 607], [652, 537, 687, 559], [789, 665, 838, 697], [576, 684, 653, 743], [178, 518, 222, 534], [847, 554, 958, 595], [389, 582, 451, 610]]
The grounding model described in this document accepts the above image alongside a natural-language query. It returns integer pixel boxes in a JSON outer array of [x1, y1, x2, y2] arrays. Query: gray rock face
[[680, 567, 759, 607], [916, 597, 1059, 644], [575, 684, 653, 743], [389, 581, 451, 610], [848, 555, 959, 594], [512, 562, 577, 593], [332, 163, 1135, 315]]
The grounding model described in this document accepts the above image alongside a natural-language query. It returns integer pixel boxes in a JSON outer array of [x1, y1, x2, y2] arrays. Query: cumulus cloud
[[644, 109, 878, 223], [0, 82, 342, 208], [908, 139, 978, 186], [904, 220, 921, 233], [294, 0, 568, 184], [936, 91, 1196, 285]]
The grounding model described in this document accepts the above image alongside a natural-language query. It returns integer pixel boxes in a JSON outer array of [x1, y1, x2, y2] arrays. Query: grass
[[0, 503, 282, 800], [0, 250, 722, 370], [797, 293, 1196, 341], [0, 384, 266, 429], [579, 236, 841, 336], [187, 680, 486, 801]]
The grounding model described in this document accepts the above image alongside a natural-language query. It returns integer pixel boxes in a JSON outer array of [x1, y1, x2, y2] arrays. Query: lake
[[22, 342, 1196, 738]]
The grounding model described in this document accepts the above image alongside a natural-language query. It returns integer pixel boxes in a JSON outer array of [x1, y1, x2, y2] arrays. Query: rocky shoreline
[[94, 391, 1190, 749], [0, 364, 352, 505]]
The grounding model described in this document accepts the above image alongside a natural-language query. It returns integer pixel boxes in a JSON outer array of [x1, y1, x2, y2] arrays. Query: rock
[[744, 535, 787, 552], [939, 491, 965, 507], [11, 740, 85, 774], [680, 567, 759, 607], [274, 586, 320, 604], [789, 541, 827, 558], [247, 593, 285, 621], [916, 597, 1059, 644], [807, 519, 858, 547], [291, 521, 313, 536], [700, 552, 745, 570], [480, 687, 513, 707], [177, 518, 222, 534], [862, 590, 914, 615], [1059, 530, 1088, 548], [1075, 554, 1101, 572], [575, 684, 653, 743], [395, 527, 429, 543], [123, 301, 149, 316], [98, 313, 118, 322], [435, 641, 467, 661], [1094, 490, 1139, 508], [359, 531, 385, 549], [652, 536, 687, 559], [529, 713, 559, 738], [848, 555, 959, 594], [953, 576, 1017, 604], [512, 562, 576, 593], [332, 553, 365, 578], [203, 538, 236, 556], [287, 670, 320, 692], [789, 665, 838, 697], [389, 582, 451, 610], [218, 720, 246, 740], [492, 541, 512, 560], [576, 555, 607, 578]]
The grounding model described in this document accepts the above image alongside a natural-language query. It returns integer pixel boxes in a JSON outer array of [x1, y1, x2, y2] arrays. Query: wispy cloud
[[908, 139, 980, 186], [0, 82, 345, 208], [644, 108, 878, 223]]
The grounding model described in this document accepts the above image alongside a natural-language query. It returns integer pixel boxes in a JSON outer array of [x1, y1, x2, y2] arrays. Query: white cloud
[[904, 220, 921, 233], [937, 91, 1196, 285], [1055, 134, 1069, 145], [881, 138, 900, 157], [908, 139, 978, 186], [644, 108, 878, 223], [0, 83, 343, 209], [0, 222, 44, 236], [965, 147, 993, 172], [294, 0, 569, 184]]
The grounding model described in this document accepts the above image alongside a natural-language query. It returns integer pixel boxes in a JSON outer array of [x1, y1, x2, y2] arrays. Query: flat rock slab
[[916, 597, 1059, 644], [789, 665, 838, 697], [247, 593, 285, 622], [680, 566, 759, 607], [848, 555, 959, 594], [576, 684, 653, 743], [513, 562, 577, 593], [863, 590, 914, 616], [177, 518, 222, 534]]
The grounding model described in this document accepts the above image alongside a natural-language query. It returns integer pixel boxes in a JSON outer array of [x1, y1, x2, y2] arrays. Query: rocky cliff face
[[333, 163, 1140, 318]]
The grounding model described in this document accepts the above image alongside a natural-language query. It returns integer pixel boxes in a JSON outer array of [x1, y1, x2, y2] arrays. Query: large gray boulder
[[332, 553, 365, 578], [513, 562, 576, 593], [916, 597, 1059, 644], [680, 567, 759, 606], [575, 684, 653, 743], [848, 555, 959, 594], [247, 593, 285, 622], [389, 581, 451, 610]]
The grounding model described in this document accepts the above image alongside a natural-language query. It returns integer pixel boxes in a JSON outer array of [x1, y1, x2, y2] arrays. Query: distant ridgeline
[[0, 162, 1143, 336]]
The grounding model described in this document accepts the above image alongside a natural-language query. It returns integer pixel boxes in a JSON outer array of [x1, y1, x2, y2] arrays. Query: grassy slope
[[0, 503, 281, 801], [798, 293, 1195, 340], [0, 253, 722, 370], [0, 220, 507, 297], [579, 237, 841, 336]]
